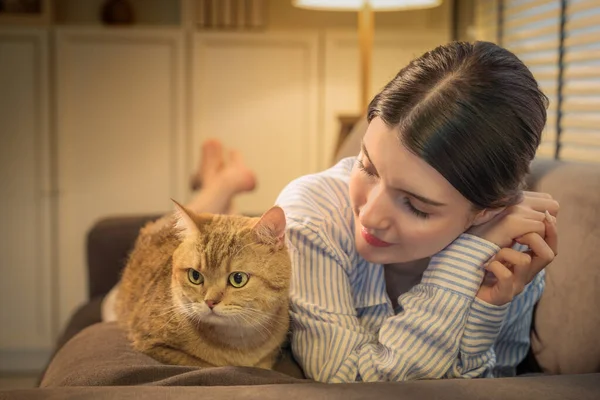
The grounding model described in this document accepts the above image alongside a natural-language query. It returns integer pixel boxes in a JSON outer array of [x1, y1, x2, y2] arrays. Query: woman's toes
[[191, 139, 225, 190], [222, 150, 257, 194]]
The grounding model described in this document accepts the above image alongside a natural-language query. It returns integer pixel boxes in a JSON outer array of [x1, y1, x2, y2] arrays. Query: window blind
[[502, 0, 562, 158], [474, 0, 500, 43], [475, 0, 600, 163], [559, 0, 600, 163]]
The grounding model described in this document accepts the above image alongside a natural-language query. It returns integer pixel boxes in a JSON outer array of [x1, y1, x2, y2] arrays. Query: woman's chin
[[355, 238, 419, 265], [356, 240, 393, 264]]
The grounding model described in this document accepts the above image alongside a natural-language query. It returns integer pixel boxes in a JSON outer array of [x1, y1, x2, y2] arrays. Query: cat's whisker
[[242, 313, 286, 341], [163, 303, 194, 327], [153, 311, 180, 333], [155, 302, 200, 327], [152, 303, 183, 318], [182, 304, 204, 324], [221, 313, 249, 360], [235, 313, 269, 341], [253, 322, 272, 341], [160, 311, 184, 328], [230, 314, 250, 352], [164, 311, 179, 326], [239, 308, 289, 329], [239, 312, 272, 340], [239, 306, 277, 315]]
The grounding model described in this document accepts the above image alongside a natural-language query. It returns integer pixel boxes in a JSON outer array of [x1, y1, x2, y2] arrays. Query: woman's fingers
[[514, 231, 556, 278], [505, 215, 546, 239], [543, 214, 558, 256], [477, 204, 558, 306], [494, 247, 532, 268], [493, 248, 531, 294], [522, 191, 552, 199], [510, 206, 546, 221], [521, 192, 560, 216], [485, 260, 514, 303]]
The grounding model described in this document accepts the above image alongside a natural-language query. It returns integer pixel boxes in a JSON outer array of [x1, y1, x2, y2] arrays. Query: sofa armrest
[[86, 214, 163, 300], [525, 160, 600, 374]]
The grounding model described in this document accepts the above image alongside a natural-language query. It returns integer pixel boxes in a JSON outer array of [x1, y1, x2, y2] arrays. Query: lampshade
[[293, 0, 442, 111], [292, 0, 442, 11]]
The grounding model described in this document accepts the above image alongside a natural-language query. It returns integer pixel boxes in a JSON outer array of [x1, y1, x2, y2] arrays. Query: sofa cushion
[[87, 215, 162, 299], [528, 160, 600, 374], [10, 374, 600, 400]]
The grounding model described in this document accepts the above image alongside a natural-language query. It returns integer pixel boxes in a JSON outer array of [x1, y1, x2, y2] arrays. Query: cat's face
[[170, 205, 290, 330]]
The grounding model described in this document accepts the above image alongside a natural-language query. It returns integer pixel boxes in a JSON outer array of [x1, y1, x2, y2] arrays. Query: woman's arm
[[288, 217, 499, 382], [447, 205, 557, 378], [445, 271, 544, 378]]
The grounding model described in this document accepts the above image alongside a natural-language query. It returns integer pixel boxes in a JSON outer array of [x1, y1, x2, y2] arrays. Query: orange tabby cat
[[114, 201, 291, 369]]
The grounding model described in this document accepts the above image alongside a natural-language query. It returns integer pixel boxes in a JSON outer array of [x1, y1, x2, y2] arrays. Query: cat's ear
[[253, 206, 286, 249], [171, 199, 200, 239]]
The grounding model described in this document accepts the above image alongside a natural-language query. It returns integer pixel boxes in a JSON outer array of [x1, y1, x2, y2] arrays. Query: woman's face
[[349, 117, 480, 265]]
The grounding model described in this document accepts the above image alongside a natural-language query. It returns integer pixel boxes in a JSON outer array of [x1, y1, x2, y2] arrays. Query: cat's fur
[[114, 202, 291, 369]]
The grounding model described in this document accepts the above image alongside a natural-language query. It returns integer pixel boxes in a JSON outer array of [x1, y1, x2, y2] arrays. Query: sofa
[[3, 121, 600, 399]]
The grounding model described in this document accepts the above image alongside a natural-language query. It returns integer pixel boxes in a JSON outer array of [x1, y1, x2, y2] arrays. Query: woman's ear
[[469, 207, 506, 228]]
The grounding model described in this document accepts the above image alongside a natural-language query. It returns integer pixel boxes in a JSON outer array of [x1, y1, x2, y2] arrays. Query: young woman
[[276, 41, 559, 382]]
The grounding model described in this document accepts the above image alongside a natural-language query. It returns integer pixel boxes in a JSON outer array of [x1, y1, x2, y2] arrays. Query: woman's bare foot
[[190, 139, 225, 191], [220, 150, 257, 195], [186, 142, 256, 215]]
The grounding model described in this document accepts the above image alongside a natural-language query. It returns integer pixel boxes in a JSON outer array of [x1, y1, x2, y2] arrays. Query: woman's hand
[[476, 212, 558, 306], [468, 191, 559, 248]]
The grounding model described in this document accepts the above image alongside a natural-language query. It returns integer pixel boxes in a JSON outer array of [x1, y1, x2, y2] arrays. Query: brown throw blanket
[[34, 320, 600, 400], [40, 322, 306, 387]]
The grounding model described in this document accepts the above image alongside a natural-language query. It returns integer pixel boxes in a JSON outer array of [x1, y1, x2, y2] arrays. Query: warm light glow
[[292, 0, 442, 11]]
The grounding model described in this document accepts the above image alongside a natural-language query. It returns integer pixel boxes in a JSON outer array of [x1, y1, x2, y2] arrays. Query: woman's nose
[[359, 185, 391, 231]]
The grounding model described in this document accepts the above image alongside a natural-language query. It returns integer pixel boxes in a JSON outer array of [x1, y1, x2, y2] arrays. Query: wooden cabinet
[[0, 28, 53, 370], [54, 27, 186, 328]]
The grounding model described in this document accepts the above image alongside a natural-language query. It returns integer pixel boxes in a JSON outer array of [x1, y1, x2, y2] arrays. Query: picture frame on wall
[[0, 0, 51, 25]]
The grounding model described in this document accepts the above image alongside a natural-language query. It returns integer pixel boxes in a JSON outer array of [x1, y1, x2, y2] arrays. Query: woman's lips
[[361, 227, 393, 247]]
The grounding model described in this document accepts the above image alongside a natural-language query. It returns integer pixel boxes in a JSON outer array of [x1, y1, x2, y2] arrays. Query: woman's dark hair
[[367, 41, 548, 209]]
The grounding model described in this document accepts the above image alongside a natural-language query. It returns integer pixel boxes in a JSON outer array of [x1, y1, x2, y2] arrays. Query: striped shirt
[[276, 157, 545, 383]]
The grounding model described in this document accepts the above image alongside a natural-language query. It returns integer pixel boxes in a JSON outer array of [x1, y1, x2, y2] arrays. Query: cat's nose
[[205, 300, 219, 309]]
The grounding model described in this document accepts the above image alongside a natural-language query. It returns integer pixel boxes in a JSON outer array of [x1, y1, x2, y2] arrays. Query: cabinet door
[[0, 29, 53, 371], [193, 32, 320, 215], [55, 28, 185, 328]]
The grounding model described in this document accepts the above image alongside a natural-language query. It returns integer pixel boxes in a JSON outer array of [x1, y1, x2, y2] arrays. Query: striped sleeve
[[287, 218, 373, 383], [493, 270, 545, 377], [288, 218, 500, 382], [445, 245, 545, 378], [445, 297, 510, 378]]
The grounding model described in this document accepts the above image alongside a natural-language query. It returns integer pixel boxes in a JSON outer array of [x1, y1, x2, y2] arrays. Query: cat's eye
[[228, 272, 249, 288], [188, 269, 204, 285]]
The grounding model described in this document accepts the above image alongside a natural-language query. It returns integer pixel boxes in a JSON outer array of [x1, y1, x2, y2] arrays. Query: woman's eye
[[188, 269, 204, 285], [403, 198, 430, 219], [356, 158, 377, 178], [228, 272, 249, 288]]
